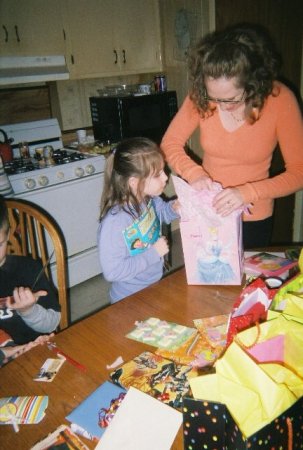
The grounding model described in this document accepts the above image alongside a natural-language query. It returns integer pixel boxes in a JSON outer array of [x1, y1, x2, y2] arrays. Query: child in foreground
[[0, 195, 61, 366], [98, 137, 180, 303]]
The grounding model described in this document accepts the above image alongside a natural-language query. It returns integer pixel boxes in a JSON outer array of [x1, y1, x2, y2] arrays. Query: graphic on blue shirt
[[123, 201, 160, 255]]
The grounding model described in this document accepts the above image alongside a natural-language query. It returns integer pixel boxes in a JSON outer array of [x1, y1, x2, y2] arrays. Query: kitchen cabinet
[[62, 0, 162, 79], [0, 0, 66, 56]]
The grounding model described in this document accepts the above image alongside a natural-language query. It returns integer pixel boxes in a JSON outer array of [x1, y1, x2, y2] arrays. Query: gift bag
[[172, 176, 243, 285], [183, 396, 303, 449], [185, 316, 303, 447], [226, 277, 277, 345]]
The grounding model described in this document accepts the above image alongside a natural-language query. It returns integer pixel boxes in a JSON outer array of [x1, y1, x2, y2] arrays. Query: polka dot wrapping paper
[[182, 396, 303, 449]]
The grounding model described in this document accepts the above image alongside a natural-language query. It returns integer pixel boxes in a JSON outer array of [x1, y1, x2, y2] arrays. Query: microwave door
[[90, 96, 123, 142], [120, 95, 164, 143]]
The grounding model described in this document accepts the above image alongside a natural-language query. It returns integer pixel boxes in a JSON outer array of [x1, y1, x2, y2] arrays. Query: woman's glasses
[[204, 90, 246, 105]]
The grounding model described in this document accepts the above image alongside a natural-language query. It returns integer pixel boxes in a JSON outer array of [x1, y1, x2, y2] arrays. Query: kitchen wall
[[157, 0, 213, 209], [159, 0, 214, 156]]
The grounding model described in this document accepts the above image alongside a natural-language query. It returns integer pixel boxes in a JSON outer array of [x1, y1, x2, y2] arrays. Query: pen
[[47, 342, 87, 372]]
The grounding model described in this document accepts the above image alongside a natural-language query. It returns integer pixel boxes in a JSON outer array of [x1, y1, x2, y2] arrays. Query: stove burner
[[4, 159, 37, 175], [3, 149, 90, 175], [53, 149, 86, 165]]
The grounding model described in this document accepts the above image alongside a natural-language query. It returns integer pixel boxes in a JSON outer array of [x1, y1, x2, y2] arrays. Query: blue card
[[66, 381, 126, 439]]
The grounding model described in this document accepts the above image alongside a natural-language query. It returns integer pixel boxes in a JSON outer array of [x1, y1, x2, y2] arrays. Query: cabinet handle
[[14, 25, 20, 42], [113, 49, 118, 64], [122, 49, 126, 64], [2, 25, 8, 42], [71, 54, 75, 64]]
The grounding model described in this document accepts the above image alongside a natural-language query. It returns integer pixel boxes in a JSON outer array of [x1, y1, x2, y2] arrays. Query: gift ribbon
[[286, 417, 293, 450]]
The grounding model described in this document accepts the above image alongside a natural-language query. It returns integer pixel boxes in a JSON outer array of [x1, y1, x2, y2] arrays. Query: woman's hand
[[7, 287, 48, 313], [153, 236, 169, 257], [212, 187, 244, 216], [190, 175, 213, 190]]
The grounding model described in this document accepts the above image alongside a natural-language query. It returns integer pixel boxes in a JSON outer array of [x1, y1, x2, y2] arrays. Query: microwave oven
[[89, 91, 178, 144]]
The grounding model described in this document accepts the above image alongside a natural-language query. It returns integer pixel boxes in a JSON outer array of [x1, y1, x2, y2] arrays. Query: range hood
[[0, 55, 69, 86]]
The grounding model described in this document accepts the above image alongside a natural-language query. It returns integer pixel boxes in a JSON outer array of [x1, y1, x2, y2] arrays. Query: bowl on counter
[[97, 84, 138, 96], [77, 141, 114, 156]]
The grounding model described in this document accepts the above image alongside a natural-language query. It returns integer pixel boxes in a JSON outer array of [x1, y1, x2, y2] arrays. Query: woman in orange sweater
[[161, 23, 303, 248]]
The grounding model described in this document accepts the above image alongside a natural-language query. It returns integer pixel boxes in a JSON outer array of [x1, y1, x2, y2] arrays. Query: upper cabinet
[[0, 0, 66, 56], [0, 0, 162, 80], [62, 0, 162, 79]]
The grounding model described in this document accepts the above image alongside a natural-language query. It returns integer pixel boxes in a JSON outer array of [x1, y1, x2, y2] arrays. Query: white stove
[[1, 119, 106, 287], [1, 119, 106, 194]]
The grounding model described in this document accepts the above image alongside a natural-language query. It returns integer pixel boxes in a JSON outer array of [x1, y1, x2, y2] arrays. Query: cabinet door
[[115, 0, 162, 74], [0, 0, 65, 56], [63, 0, 119, 79], [62, 0, 162, 79]]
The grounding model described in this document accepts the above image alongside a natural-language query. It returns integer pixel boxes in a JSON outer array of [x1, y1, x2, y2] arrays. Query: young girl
[[98, 137, 180, 303]]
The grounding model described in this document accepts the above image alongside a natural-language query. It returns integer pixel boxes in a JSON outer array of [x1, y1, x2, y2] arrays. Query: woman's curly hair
[[188, 23, 282, 121]]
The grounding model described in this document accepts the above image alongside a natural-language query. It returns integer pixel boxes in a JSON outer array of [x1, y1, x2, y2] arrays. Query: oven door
[[18, 172, 104, 287]]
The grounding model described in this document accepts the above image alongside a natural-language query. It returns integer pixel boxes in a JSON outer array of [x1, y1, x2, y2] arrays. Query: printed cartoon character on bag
[[196, 227, 234, 283]]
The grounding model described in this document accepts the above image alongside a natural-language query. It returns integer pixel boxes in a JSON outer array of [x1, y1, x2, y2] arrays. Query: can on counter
[[154, 74, 167, 92]]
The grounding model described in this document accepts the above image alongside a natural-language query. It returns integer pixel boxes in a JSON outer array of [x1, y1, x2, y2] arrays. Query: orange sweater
[[161, 82, 303, 221]]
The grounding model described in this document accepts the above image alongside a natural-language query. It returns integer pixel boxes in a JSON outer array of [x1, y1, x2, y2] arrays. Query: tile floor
[[69, 229, 184, 323]]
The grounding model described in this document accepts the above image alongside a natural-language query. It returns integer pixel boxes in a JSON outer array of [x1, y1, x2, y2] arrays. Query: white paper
[[95, 387, 182, 450]]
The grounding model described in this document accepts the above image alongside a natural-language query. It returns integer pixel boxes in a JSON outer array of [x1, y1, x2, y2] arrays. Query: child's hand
[[172, 199, 181, 213], [153, 236, 169, 257], [8, 287, 48, 313]]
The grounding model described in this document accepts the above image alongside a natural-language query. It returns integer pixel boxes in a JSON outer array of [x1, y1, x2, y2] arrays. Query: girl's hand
[[172, 199, 181, 213], [153, 236, 169, 257], [190, 175, 213, 191], [212, 187, 244, 216], [8, 287, 48, 313]]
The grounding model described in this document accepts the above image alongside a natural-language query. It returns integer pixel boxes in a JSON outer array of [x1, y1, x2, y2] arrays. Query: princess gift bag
[[172, 176, 243, 285]]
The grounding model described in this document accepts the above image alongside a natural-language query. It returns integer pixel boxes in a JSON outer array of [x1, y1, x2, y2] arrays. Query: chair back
[[5, 198, 69, 330]]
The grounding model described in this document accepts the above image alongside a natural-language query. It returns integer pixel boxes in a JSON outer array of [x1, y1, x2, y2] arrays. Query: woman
[[161, 23, 303, 248]]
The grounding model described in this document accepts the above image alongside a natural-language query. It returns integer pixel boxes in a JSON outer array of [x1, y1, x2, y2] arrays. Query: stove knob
[[25, 178, 36, 190], [38, 175, 49, 187], [56, 171, 65, 180], [85, 164, 96, 175], [75, 167, 85, 177]]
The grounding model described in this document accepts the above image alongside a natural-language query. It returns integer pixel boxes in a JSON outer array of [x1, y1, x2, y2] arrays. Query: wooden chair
[[5, 198, 69, 330]]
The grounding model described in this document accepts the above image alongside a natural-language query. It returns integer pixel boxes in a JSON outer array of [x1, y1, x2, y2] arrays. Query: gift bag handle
[[234, 322, 261, 349], [287, 417, 293, 450]]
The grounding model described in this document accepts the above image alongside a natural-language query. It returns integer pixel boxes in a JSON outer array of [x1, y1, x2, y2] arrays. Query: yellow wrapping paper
[[267, 309, 303, 324], [190, 315, 303, 438], [270, 248, 303, 319]]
